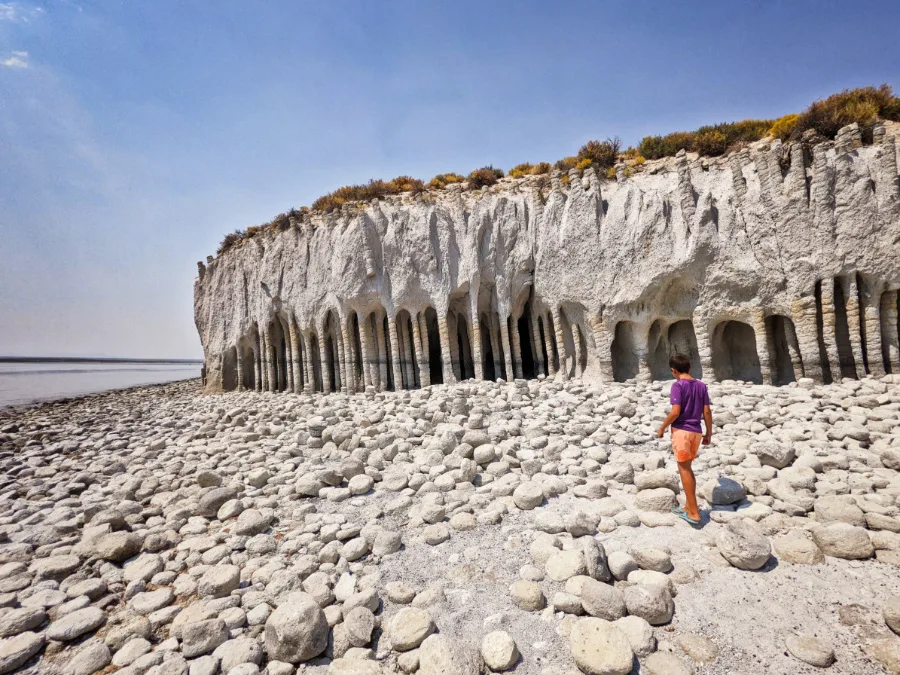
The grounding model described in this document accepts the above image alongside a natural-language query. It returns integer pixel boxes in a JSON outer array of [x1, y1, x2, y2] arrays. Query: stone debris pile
[[0, 373, 898, 674]]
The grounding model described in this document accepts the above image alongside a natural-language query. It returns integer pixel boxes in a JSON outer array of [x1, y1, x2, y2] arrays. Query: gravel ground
[[0, 375, 899, 675]]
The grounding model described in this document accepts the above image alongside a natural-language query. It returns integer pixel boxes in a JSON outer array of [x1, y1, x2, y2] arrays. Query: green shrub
[[467, 166, 504, 189], [428, 172, 466, 189], [791, 84, 899, 140], [768, 114, 800, 141], [577, 138, 621, 171]]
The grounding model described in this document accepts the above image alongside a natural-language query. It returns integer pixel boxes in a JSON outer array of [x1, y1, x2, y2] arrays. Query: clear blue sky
[[1, 0, 898, 359]]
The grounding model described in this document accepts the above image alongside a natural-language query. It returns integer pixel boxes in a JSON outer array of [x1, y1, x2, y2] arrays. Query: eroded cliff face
[[195, 123, 900, 394]]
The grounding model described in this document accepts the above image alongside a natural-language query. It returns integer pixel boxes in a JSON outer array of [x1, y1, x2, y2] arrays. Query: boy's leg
[[677, 460, 701, 521]]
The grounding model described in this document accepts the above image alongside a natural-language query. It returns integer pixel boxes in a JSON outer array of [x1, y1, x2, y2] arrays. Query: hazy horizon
[[2, 0, 899, 360]]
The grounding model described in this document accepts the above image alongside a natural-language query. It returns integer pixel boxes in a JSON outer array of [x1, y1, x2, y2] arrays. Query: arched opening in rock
[[309, 333, 323, 392], [538, 316, 550, 375], [455, 313, 475, 380], [766, 315, 800, 385], [324, 311, 342, 392], [712, 320, 762, 383], [612, 321, 640, 382], [350, 312, 364, 388], [833, 277, 858, 379], [222, 346, 238, 391], [857, 274, 869, 374], [424, 307, 444, 385], [239, 342, 255, 390], [293, 322, 305, 392], [648, 320, 669, 381], [653, 320, 702, 379], [480, 313, 496, 381], [268, 319, 287, 391], [517, 312, 536, 379], [397, 310, 419, 389]]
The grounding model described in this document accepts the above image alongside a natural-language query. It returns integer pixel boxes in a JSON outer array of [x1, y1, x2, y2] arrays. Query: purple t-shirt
[[670, 378, 710, 434]]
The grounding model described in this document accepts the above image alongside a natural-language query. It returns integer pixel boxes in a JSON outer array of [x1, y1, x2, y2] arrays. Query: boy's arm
[[702, 405, 713, 445], [657, 405, 681, 438]]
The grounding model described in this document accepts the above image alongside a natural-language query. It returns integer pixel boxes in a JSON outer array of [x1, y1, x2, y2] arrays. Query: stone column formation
[[843, 275, 867, 379], [199, 121, 900, 393], [819, 277, 842, 383]]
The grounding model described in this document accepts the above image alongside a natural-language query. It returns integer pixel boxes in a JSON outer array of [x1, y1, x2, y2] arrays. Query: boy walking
[[656, 354, 712, 525]]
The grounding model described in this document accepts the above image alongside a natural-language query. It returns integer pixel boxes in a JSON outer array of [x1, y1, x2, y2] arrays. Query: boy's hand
[[702, 433, 712, 446], [656, 427, 665, 439]]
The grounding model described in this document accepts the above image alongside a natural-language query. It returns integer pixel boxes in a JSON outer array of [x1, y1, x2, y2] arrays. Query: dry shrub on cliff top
[[509, 162, 552, 178], [790, 84, 900, 140], [217, 230, 243, 255], [639, 120, 772, 159], [427, 173, 466, 189], [768, 114, 801, 141], [577, 138, 621, 171], [467, 166, 504, 189], [312, 176, 425, 212]]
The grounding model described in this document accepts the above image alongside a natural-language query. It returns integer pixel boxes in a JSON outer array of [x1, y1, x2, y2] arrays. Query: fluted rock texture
[[195, 123, 900, 394]]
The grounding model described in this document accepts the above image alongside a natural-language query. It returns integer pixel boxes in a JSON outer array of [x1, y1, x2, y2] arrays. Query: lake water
[[0, 361, 202, 409]]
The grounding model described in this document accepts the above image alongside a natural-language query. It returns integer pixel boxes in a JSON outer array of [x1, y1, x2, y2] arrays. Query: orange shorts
[[671, 428, 702, 463]]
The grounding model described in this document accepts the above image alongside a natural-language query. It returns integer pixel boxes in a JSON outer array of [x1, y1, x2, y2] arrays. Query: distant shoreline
[[0, 356, 202, 364]]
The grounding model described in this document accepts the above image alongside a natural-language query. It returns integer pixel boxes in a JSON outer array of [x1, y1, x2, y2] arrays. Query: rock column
[[693, 311, 715, 383], [266, 326, 277, 392], [783, 317, 805, 382], [543, 314, 557, 378], [489, 315, 503, 380], [413, 312, 430, 387], [511, 313, 523, 379], [438, 314, 456, 384], [470, 310, 485, 381], [447, 313, 462, 381], [588, 316, 614, 382], [530, 313, 545, 377], [551, 309, 568, 380], [842, 276, 867, 378], [359, 314, 375, 389], [235, 349, 243, 391], [820, 277, 843, 382], [290, 323, 301, 393], [389, 316, 403, 391], [253, 347, 261, 391], [302, 333, 314, 393], [635, 323, 651, 383], [863, 281, 885, 377], [790, 297, 820, 382], [881, 290, 900, 373], [753, 311, 773, 385], [500, 316, 515, 382], [259, 327, 268, 391], [318, 331, 331, 393], [373, 315, 387, 390]]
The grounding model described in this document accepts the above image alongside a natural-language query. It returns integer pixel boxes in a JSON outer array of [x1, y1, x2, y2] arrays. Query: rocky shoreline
[[1, 376, 899, 675]]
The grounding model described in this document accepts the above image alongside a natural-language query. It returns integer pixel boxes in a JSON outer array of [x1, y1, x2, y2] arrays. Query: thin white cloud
[[1, 53, 28, 68], [0, 2, 43, 22]]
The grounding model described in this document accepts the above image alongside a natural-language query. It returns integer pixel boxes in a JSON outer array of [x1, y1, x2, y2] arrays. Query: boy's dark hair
[[669, 354, 692, 374]]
